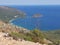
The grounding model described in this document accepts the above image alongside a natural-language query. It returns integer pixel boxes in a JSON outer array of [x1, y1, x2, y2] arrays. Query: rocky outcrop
[[0, 32, 43, 45]]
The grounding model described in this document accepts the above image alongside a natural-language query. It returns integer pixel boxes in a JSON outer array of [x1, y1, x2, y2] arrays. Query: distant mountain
[[0, 6, 25, 22]]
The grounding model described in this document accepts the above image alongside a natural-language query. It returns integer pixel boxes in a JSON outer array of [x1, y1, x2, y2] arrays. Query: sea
[[9, 5, 60, 30]]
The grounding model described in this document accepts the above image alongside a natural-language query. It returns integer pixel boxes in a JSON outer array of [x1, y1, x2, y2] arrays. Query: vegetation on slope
[[10, 29, 47, 44], [0, 21, 54, 45], [0, 6, 25, 22], [43, 30, 60, 45]]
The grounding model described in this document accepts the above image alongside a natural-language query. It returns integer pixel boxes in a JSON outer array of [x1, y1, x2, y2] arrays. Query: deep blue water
[[10, 5, 60, 30]]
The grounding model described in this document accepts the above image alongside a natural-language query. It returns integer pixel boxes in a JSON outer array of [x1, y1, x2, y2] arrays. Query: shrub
[[9, 29, 45, 44]]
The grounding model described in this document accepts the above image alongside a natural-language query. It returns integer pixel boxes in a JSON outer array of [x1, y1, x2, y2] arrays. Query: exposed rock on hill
[[0, 32, 42, 45]]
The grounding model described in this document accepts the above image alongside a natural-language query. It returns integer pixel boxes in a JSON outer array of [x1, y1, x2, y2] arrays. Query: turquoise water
[[10, 5, 60, 30]]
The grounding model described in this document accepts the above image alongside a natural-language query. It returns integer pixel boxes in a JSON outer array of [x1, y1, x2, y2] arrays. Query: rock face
[[0, 32, 42, 45]]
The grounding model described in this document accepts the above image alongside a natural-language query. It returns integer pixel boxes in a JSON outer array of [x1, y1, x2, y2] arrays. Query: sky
[[0, 0, 60, 5]]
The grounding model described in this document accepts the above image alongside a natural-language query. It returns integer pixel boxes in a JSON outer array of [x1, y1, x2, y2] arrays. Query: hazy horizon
[[0, 0, 60, 5]]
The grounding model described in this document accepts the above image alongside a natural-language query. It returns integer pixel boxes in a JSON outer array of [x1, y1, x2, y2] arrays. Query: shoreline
[[9, 19, 15, 23], [9, 19, 30, 30]]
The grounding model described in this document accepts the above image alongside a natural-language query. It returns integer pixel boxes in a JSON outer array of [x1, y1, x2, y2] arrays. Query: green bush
[[10, 29, 45, 44], [48, 43, 55, 45]]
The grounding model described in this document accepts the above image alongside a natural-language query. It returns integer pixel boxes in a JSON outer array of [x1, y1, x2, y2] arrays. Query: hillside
[[0, 6, 25, 22], [44, 30, 60, 44], [0, 32, 42, 45], [0, 21, 53, 45]]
